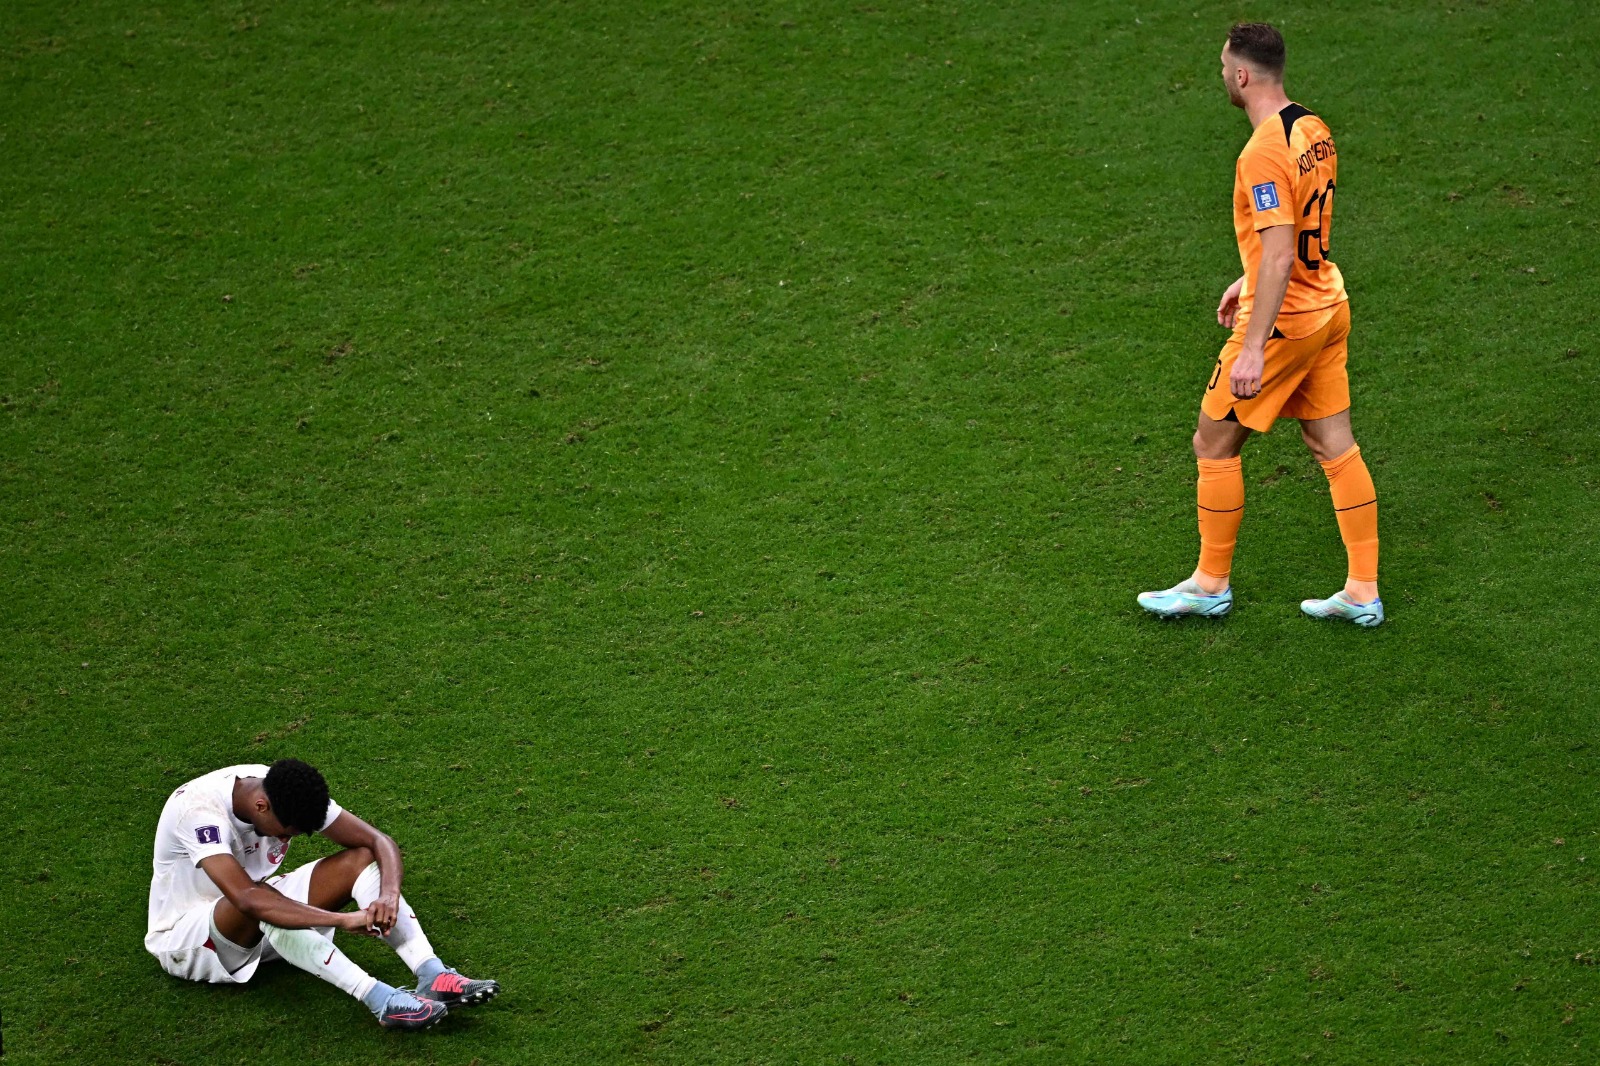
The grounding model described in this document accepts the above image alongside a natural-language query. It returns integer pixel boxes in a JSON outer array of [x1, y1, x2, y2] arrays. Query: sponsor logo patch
[[1252, 181, 1280, 211], [195, 825, 221, 845]]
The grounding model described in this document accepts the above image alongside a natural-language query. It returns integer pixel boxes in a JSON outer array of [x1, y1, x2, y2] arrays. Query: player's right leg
[[1137, 410, 1250, 619], [1284, 306, 1382, 625], [1297, 411, 1382, 626], [274, 847, 499, 1011], [218, 854, 446, 1030]]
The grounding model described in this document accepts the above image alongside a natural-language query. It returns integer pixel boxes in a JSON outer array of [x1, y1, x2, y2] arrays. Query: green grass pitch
[[3, 0, 1599, 1061]]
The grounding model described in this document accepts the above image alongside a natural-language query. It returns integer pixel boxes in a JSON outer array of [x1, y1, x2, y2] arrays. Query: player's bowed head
[[252, 757, 332, 838]]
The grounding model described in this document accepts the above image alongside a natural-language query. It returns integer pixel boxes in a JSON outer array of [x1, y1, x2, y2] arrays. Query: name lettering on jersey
[[1296, 138, 1336, 176], [195, 825, 221, 845], [1251, 182, 1280, 212]]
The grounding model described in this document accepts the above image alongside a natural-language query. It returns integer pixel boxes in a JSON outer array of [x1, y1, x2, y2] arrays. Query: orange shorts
[[1201, 301, 1351, 432]]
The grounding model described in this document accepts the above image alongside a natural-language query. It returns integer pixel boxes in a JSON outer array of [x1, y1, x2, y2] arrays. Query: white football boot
[[1300, 589, 1383, 627], [1136, 579, 1233, 619]]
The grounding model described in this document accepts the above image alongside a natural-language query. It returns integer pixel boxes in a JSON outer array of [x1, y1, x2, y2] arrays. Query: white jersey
[[145, 764, 343, 954]]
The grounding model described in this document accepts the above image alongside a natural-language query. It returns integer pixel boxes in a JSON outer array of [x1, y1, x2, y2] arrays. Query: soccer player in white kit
[[146, 759, 499, 1029]]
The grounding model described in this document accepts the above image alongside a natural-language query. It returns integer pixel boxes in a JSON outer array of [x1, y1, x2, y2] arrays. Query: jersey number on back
[[1298, 180, 1335, 272]]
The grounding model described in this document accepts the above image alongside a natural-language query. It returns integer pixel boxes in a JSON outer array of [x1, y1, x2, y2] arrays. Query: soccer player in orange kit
[[1138, 22, 1383, 627]]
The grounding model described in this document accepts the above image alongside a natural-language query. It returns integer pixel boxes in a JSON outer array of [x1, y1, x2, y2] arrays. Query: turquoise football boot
[[1299, 589, 1384, 627], [1137, 579, 1233, 619]]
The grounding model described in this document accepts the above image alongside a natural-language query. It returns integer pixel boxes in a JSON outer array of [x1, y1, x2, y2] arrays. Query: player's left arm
[[1230, 224, 1294, 399], [320, 810, 405, 934]]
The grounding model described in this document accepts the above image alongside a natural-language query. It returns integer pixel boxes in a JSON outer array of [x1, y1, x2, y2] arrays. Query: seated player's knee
[[342, 845, 376, 869]]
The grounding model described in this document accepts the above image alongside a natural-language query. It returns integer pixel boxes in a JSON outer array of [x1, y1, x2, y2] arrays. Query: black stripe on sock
[[1198, 504, 1245, 513], [1334, 498, 1377, 512]]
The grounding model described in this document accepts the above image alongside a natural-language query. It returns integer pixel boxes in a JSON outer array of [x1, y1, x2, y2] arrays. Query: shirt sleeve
[[1239, 143, 1296, 231], [318, 799, 345, 832], [174, 805, 237, 867]]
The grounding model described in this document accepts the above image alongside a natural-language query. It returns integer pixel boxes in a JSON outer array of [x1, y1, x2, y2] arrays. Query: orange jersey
[[1233, 103, 1347, 338]]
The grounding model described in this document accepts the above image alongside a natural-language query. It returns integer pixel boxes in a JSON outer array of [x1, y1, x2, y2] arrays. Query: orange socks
[[1321, 444, 1379, 583], [1196, 456, 1245, 582], [1192, 446, 1378, 587]]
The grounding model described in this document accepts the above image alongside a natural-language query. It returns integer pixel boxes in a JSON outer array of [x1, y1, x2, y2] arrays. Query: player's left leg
[[1137, 411, 1249, 618], [1187, 412, 1253, 593], [340, 859, 501, 1009]]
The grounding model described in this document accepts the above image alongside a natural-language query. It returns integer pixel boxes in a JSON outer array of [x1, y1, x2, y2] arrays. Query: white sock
[[261, 922, 377, 1002], [352, 862, 438, 974]]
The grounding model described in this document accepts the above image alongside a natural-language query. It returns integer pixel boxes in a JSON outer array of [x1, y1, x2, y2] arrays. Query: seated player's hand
[[341, 907, 383, 936], [369, 892, 400, 936]]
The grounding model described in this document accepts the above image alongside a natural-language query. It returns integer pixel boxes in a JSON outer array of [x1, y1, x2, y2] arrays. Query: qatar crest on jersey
[[269, 839, 289, 865]]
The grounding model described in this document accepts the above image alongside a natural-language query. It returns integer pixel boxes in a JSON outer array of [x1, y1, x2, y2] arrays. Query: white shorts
[[149, 859, 330, 985]]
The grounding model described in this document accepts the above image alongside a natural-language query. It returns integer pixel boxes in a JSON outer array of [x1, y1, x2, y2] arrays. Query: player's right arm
[[199, 853, 376, 934]]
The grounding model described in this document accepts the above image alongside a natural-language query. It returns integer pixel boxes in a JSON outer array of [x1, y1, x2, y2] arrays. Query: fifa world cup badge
[[1252, 181, 1280, 211]]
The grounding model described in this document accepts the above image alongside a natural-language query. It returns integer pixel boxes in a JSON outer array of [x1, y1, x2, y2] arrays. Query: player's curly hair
[[263, 758, 331, 834], [1227, 22, 1286, 77]]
